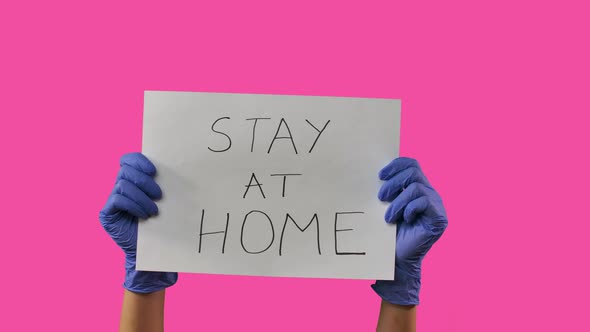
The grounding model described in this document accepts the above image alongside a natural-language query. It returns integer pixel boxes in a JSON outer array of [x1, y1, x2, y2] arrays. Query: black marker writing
[[279, 213, 321, 256], [243, 172, 266, 199], [246, 117, 271, 152], [305, 119, 331, 153], [198, 209, 229, 253], [240, 210, 275, 254], [270, 173, 302, 197], [207, 117, 232, 152], [267, 118, 298, 154], [334, 211, 366, 255]]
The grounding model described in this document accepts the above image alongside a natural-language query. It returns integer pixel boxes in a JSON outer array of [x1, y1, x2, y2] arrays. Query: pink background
[[1, 0, 588, 331]]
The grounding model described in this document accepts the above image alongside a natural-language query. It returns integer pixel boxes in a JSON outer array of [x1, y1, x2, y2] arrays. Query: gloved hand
[[372, 157, 447, 305], [99, 152, 177, 293]]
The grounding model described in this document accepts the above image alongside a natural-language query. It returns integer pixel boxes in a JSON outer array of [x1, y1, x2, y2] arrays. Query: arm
[[373, 157, 448, 331], [120, 289, 166, 332], [99, 153, 178, 331], [376, 301, 416, 332]]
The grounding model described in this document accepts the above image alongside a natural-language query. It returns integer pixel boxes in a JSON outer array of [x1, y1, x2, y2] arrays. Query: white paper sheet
[[138, 91, 400, 280]]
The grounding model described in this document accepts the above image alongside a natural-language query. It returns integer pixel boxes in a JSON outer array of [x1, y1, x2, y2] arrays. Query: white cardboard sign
[[138, 91, 400, 280]]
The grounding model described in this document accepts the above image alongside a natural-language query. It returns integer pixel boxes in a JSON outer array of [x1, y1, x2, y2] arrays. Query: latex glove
[[372, 157, 447, 305], [99, 152, 177, 293]]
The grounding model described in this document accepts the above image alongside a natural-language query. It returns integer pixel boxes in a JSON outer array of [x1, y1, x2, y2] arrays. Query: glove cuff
[[371, 268, 421, 306], [124, 268, 178, 294]]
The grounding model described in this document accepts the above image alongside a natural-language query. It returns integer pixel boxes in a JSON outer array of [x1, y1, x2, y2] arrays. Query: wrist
[[124, 268, 178, 294], [123, 254, 178, 294], [372, 268, 421, 306]]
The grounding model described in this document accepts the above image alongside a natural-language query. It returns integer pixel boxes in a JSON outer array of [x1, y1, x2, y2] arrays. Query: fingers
[[114, 180, 159, 216], [117, 165, 162, 199], [378, 167, 430, 202], [379, 157, 420, 181], [384, 183, 429, 223], [100, 153, 161, 220], [102, 194, 149, 219], [403, 196, 430, 224], [378, 157, 435, 224], [120, 153, 157, 176]]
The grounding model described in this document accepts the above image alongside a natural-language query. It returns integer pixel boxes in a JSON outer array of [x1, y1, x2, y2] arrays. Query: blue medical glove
[[372, 157, 447, 305], [99, 152, 177, 293]]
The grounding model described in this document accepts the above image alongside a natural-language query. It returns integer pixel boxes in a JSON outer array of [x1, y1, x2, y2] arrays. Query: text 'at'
[[207, 117, 331, 154]]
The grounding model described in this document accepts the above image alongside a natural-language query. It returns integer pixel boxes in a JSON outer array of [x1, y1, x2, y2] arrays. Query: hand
[[372, 157, 447, 305], [99, 152, 177, 293]]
